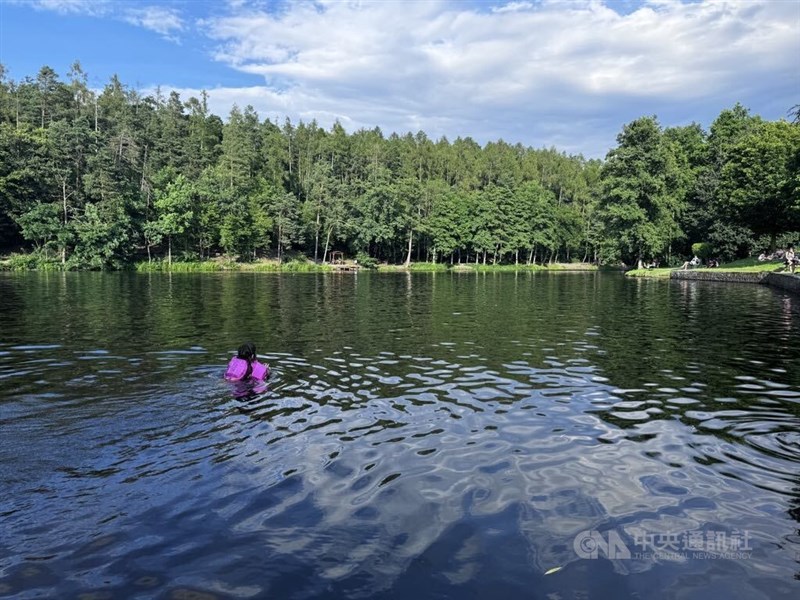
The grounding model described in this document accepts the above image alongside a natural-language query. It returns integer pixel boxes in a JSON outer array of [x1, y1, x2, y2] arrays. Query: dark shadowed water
[[0, 272, 799, 600]]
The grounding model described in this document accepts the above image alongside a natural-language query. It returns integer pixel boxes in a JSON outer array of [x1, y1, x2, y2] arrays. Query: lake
[[0, 272, 798, 599]]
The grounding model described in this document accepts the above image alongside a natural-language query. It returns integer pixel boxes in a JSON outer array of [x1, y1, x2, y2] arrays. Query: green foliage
[[467, 263, 548, 272], [707, 221, 754, 261], [626, 268, 672, 278], [1, 66, 796, 271], [356, 252, 378, 269], [69, 202, 135, 269], [710, 256, 782, 272], [14, 202, 62, 251], [135, 260, 224, 272], [268, 188, 298, 261], [408, 262, 448, 271], [691, 242, 713, 259], [148, 171, 195, 263], [718, 120, 800, 246], [597, 116, 685, 266], [280, 258, 332, 272], [4, 252, 61, 271]]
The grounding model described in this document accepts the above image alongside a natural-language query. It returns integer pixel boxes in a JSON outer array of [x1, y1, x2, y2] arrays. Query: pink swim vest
[[225, 357, 269, 381]]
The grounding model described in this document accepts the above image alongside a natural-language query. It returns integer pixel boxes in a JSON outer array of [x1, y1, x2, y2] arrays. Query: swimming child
[[225, 342, 269, 381]]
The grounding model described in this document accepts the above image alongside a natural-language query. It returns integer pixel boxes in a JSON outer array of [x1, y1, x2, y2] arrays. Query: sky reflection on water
[[0, 272, 798, 599]]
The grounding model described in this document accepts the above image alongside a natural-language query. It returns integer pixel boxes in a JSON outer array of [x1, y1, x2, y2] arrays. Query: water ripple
[[1, 273, 799, 598]]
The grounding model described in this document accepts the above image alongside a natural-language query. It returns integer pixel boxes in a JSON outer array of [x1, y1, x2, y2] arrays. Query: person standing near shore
[[785, 245, 798, 274]]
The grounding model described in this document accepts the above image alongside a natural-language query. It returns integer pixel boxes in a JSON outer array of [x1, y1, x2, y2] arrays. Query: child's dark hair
[[237, 342, 256, 379]]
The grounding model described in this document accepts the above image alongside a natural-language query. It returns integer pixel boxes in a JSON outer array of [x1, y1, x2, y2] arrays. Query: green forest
[[1, 63, 798, 270]]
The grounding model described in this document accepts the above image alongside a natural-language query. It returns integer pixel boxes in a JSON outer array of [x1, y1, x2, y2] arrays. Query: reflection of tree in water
[[590, 278, 800, 419], [587, 277, 800, 586]]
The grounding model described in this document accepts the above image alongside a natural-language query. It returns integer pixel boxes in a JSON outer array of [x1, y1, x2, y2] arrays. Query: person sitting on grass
[[680, 255, 701, 270], [760, 250, 785, 261]]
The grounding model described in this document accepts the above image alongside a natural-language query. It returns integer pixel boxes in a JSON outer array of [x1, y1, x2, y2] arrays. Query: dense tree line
[[0, 64, 797, 269]]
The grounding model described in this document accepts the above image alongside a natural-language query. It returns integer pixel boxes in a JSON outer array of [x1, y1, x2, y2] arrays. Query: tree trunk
[[61, 178, 68, 264], [168, 235, 172, 266], [277, 223, 283, 264], [140, 145, 148, 192], [322, 225, 333, 264], [313, 207, 321, 262], [404, 229, 413, 267]]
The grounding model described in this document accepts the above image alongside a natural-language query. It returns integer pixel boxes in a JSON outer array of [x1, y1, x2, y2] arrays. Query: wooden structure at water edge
[[329, 251, 360, 271]]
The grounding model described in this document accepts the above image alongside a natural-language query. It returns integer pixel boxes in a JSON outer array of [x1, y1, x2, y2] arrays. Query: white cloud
[[17, 0, 184, 40], [16, 0, 110, 16], [123, 6, 183, 39], [141, 2, 781, 156], [492, 2, 535, 14]]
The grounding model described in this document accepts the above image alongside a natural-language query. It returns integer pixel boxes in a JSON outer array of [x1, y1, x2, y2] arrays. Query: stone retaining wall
[[764, 272, 800, 293], [670, 270, 769, 284], [669, 270, 800, 294]]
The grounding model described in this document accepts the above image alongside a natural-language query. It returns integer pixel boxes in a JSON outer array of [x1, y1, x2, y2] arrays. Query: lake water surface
[[1, 272, 799, 599]]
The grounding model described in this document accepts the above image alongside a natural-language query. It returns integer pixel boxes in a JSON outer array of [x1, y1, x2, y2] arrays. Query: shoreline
[[629, 267, 800, 294], [0, 257, 603, 274], [671, 269, 800, 294]]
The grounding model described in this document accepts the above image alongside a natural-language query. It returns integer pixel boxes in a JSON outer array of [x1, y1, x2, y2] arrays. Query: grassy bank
[[135, 259, 333, 272], [626, 268, 673, 278], [626, 257, 788, 278], [1, 254, 599, 273], [0, 255, 335, 272], [407, 262, 595, 273], [376, 262, 449, 272], [452, 263, 549, 272]]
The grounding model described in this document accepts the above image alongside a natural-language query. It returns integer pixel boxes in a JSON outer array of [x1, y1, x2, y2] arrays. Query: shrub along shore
[[0, 254, 603, 273], [4, 253, 793, 280]]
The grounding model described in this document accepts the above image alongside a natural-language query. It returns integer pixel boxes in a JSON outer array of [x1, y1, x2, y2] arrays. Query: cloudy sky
[[1, 0, 797, 157]]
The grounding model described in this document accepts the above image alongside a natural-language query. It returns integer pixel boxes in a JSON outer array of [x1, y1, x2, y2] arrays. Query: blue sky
[[1, 0, 798, 158]]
